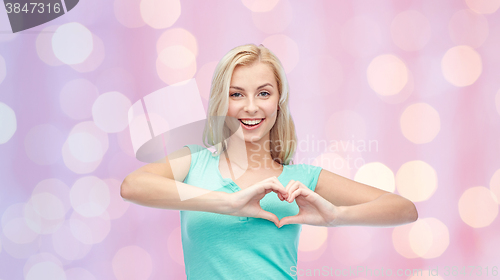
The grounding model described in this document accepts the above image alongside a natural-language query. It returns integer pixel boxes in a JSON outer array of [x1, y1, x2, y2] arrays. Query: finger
[[257, 210, 280, 227], [288, 188, 305, 202], [287, 182, 300, 202], [262, 181, 288, 197], [278, 214, 303, 228], [277, 192, 284, 201]]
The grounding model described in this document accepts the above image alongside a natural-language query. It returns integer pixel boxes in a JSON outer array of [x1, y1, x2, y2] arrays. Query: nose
[[244, 96, 258, 114]]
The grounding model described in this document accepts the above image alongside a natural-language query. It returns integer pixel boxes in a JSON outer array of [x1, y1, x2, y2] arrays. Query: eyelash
[[230, 91, 270, 97]]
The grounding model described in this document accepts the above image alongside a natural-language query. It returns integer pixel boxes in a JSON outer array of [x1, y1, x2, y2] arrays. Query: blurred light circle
[[92, 91, 132, 133], [158, 45, 195, 69], [394, 218, 449, 259], [52, 222, 92, 261], [32, 179, 71, 213], [330, 228, 372, 265], [242, 0, 279, 12], [52, 22, 93, 65], [3, 218, 39, 244], [1, 203, 39, 244], [465, 0, 500, 14], [24, 200, 63, 234], [60, 79, 99, 120], [69, 34, 106, 73], [409, 219, 433, 257], [1, 235, 40, 259], [140, 0, 181, 29], [65, 267, 97, 280], [112, 245, 153, 280], [298, 225, 328, 251], [458, 186, 498, 228], [354, 162, 395, 192], [195, 61, 218, 101], [441, 45, 482, 87], [392, 223, 419, 258], [449, 9, 489, 48], [391, 10, 431, 51], [62, 121, 108, 174], [367, 54, 408, 96], [0, 102, 17, 144], [36, 25, 63, 66], [103, 178, 130, 219], [69, 211, 111, 245], [376, 69, 414, 104], [26, 261, 66, 280], [156, 28, 198, 56], [251, 0, 293, 34], [396, 160, 438, 202], [67, 132, 104, 163], [420, 218, 450, 259], [341, 16, 383, 58], [261, 35, 299, 73], [24, 124, 65, 165], [400, 103, 440, 144], [62, 140, 102, 174], [312, 153, 351, 179], [70, 176, 110, 217], [30, 193, 65, 220], [116, 128, 136, 157], [167, 226, 184, 266], [156, 53, 197, 85], [114, 0, 146, 28], [23, 253, 63, 279], [0, 54, 6, 85], [490, 169, 500, 204]]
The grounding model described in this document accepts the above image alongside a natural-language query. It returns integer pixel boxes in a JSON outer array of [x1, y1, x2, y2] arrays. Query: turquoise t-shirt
[[180, 144, 323, 280]]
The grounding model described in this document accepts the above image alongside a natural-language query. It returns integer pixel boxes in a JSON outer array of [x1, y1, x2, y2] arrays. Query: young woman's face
[[226, 62, 280, 144]]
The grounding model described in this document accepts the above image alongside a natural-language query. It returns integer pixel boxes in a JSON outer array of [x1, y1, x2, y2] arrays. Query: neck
[[224, 133, 278, 170]]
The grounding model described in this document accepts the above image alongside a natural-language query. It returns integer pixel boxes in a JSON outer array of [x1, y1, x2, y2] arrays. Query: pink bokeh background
[[1, 0, 500, 279]]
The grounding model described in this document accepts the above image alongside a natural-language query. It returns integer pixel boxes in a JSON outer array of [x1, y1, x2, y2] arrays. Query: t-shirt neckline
[[214, 152, 287, 189]]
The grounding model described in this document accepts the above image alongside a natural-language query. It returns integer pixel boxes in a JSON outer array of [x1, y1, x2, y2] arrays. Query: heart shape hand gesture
[[277, 179, 339, 228], [222, 177, 339, 228]]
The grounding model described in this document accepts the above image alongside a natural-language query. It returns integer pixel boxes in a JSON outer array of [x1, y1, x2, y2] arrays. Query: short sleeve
[[297, 164, 323, 191], [182, 144, 205, 182]]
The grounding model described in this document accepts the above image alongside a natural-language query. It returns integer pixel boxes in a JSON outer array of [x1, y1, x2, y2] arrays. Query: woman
[[121, 44, 418, 279]]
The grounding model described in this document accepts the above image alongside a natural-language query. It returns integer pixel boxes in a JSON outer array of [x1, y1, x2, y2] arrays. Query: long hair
[[202, 43, 297, 165]]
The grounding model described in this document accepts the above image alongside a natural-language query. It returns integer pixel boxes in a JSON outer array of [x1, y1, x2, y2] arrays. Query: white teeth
[[240, 119, 262, 125]]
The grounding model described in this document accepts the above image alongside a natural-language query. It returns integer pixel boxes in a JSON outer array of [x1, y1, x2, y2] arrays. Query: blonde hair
[[202, 43, 297, 165]]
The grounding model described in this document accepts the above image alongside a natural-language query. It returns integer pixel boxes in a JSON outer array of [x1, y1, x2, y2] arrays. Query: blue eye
[[259, 91, 270, 97], [230, 92, 242, 97]]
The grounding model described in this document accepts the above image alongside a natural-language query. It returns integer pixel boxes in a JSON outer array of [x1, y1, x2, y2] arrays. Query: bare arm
[[120, 147, 229, 213], [314, 170, 418, 227]]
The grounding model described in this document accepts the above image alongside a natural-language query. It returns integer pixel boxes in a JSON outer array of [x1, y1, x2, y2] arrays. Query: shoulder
[[285, 163, 323, 191], [182, 144, 216, 163]]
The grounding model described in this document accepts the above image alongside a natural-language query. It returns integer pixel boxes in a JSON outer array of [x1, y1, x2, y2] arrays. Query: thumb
[[278, 215, 301, 228]]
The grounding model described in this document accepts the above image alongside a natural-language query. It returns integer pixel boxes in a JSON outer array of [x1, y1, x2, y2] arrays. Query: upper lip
[[239, 118, 264, 120]]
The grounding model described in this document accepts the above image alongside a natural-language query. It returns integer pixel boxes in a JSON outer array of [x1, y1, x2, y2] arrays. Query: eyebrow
[[229, 83, 273, 91]]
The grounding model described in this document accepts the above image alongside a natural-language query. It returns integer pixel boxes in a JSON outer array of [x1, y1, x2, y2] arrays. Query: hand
[[278, 180, 339, 228], [222, 176, 289, 227]]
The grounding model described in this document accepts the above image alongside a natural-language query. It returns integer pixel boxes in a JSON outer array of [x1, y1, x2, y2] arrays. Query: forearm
[[121, 172, 229, 213], [331, 193, 418, 227]]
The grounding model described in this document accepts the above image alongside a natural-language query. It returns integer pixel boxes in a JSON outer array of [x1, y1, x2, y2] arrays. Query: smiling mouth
[[239, 118, 264, 126]]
